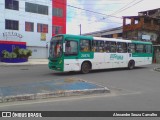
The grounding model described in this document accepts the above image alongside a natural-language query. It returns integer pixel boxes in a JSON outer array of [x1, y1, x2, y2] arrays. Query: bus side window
[[92, 40, 104, 52], [80, 39, 91, 52], [117, 42, 127, 53], [105, 41, 110, 53], [145, 45, 152, 53], [136, 44, 144, 53], [128, 43, 135, 53], [110, 42, 116, 53], [99, 41, 104, 52], [92, 40, 97, 52], [65, 40, 78, 56], [65, 41, 71, 53]]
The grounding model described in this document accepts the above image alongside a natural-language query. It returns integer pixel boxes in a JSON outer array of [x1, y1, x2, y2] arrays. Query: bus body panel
[[48, 34, 153, 73]]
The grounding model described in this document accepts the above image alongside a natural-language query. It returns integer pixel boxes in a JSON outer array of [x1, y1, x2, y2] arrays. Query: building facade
[[0, 0, 66, 59], [123, 16, 159, 43], [84, 26, 123, 39], [123, 8, 160, 44]]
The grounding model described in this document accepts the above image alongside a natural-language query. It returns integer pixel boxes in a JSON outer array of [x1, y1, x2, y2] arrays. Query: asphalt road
[[0, 64, 160, 119]]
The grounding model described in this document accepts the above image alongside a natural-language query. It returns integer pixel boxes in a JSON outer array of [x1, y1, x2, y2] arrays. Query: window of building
[[135, 20, 139, 24], [5, 19, 19, 30], [53, 8, 63, 17], [5, 0, 19, 10], [92, 40, 104, 52], [38, 4, 48, 15], [25, 22, 34, 32], [65, 40, 78, 56], [25, 2, 48, 15], [80, 40, 91, 52], [117, 42, 127, 53], [102, 34, 113, 38], [53, 26, 62, 34], [37, 23, 48, 33], [118, 33, 122, 37]]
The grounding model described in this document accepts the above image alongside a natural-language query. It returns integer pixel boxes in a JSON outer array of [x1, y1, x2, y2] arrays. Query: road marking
[[0, 91, 141, 108]]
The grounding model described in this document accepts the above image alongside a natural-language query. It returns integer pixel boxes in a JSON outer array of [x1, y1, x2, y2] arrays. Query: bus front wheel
[[128, 60, 135, 70], [81, 62, 91, 74]]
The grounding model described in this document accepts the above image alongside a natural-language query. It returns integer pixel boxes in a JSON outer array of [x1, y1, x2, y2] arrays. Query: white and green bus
[[48, 34, 153, 73]]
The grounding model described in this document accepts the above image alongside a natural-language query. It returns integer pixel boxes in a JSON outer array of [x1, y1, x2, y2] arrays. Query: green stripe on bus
[[132, 41, 152, 45], [132, 53, 153, 57]]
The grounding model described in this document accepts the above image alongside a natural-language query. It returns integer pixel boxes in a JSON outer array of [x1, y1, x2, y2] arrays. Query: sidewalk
[[0, 59, 48, 66]]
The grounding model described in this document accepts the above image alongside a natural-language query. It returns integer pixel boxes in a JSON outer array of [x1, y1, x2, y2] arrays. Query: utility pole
[[79, 24, 81, 35]]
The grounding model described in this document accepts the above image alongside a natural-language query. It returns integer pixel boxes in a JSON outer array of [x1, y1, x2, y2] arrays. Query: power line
[[87, 0, 144, 24], [70, 3, 125, 5], [111, 0, 144, 15], [111, 0, 137, 15], [53, 0, 122, 19]]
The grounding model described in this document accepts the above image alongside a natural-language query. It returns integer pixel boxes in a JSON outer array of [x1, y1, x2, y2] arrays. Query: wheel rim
[[129, 62, 134, 69], [82, 63, 90, 73]]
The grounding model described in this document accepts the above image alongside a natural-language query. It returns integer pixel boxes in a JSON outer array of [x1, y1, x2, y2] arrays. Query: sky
[[66, 0, 160, 35]]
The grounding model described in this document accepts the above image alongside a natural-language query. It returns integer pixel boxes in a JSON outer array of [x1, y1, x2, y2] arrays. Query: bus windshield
[[49, 37, 63, 58]]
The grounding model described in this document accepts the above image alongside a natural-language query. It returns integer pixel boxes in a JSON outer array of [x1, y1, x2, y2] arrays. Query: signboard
[[41, 33, 46, 41], [142, 35, 150, 41], [2, 32, 23, 39]]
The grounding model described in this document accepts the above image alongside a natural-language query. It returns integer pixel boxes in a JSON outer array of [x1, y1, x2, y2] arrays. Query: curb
[[0, 88, 110, 103], [154, 67, 160, 72]]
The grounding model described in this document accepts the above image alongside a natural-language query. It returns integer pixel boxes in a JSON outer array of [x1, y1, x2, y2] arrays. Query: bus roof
[[54, 34, 152, 44], [93, 37, 131, 43], [94, 37, 152, 44], [56, 34, 93, 40]]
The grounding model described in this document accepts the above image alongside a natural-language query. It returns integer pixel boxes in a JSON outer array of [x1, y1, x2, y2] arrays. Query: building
[[123, 8, 160, 44], [123, 16, 159, 43], [138, 8, 160, 18], [0, 0, 66, 59], [84, 26, 123, 39], [52, 0, 66, 36]]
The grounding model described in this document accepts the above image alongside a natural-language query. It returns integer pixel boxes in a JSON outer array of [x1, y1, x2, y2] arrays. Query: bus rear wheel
[[128, 60, 135, 70], [81, 62, 91, 74]]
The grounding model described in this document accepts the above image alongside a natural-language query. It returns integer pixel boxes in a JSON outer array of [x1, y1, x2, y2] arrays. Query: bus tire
[[128, 60, 135, 70], [81, 62, 91, 74]]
